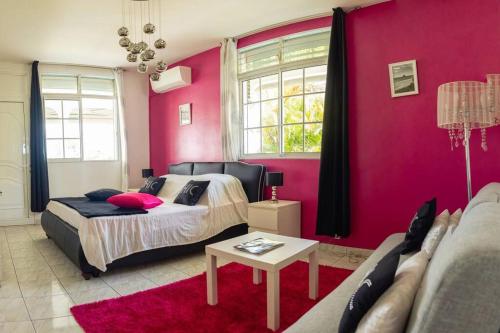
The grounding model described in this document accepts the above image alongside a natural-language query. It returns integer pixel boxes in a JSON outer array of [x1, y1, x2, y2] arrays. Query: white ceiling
[[0, 0, 387, 69]]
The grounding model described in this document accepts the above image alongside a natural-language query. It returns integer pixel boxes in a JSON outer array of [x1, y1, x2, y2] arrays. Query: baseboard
[[0, 217, 35, 226]]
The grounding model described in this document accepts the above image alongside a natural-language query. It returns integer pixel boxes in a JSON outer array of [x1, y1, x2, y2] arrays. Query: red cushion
[[107, 192, 163, 209]]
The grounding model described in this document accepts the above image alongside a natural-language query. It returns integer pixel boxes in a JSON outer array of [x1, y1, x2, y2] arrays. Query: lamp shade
[[142, 168, 154, 178], [437, 81, 492, 130], [265, 172, 283, 187], [487, 74, 500, 124]]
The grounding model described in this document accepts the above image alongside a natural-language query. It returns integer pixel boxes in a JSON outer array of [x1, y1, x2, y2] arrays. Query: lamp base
[[271, 186, 279, 203]]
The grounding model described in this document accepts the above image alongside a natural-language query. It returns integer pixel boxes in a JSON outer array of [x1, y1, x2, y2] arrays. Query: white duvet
[[46, 173, 249, 271]]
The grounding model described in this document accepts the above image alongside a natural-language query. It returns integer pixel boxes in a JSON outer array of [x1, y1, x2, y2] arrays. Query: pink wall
[[149, 47, 222, 172], [150, 0, 500, 248]]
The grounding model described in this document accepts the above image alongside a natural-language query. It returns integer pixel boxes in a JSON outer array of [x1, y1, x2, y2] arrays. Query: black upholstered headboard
[[168, 162, 266, 203]]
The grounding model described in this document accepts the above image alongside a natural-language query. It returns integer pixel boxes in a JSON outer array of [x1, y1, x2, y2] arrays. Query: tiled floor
[[0, 224, 371, 333]]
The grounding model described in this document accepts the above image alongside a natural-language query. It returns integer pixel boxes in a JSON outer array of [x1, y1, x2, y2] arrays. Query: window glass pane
[[242, 81, 248, 104], [305, 124, 322, 152], [283, 125, 304, 153], [45, 119, 63, 138], [261, 74, 278, 100], [247, 103, 260, 128], [283, 31, 330, 64], [246, 128, 261, 154], [248, 79, 260, 102], [82, 98, 116, 160], [243, 130, 248, 154], [46, 139, 63, 159], [63, 119, 80, 138], [41, 76, 77, 94], [261, 100, 278, 126], [81, 78, 114, 96], [64, 139, 81, 158], [44, 100, 62, 118], [283, 96, 303, 124], [305, 65, 327, 93], [305, 93, 325, 123], [283, 69, 303, 96], [63, 100, 79, 119], [243, 105, 248, 128], [238, 42, 280, 74], [262, 127, 279, 153]]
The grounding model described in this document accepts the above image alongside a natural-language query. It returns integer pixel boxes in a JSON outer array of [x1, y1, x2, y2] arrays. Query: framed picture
[[388, 60, 419, 97], [179, 103, 191, 126]]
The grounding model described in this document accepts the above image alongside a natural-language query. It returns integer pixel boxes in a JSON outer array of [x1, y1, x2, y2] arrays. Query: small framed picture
[[179, 103, 191, 126], [388, 60, 419, 97]]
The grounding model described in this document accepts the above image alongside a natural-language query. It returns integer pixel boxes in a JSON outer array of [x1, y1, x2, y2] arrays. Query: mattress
[[46, 173, 249, 271]]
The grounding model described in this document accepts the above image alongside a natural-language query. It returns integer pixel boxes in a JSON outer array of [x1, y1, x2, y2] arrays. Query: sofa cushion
[[284, 233, 406, 333], [339, 246, 400, 333], [406, 184, 500, 333], [356, 251, 429, 333], [421, 210, 449, 258], [400, 198, 437, 254]]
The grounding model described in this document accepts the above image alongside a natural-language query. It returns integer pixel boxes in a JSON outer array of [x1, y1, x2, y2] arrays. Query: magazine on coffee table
[[234, 237, 284, 255]]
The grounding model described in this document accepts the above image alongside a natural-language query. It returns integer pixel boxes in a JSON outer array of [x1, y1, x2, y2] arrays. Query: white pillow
[[421, 210, 450, 259], [448, 208, 462, 233], [356, 251, 429, 333]]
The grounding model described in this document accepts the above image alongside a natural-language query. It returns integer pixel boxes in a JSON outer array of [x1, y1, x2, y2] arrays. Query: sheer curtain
[[220, 37, 240, 161], [113, 68, 129, 191]]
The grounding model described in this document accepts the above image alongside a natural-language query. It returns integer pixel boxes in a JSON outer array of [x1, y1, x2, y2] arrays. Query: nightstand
[[248, 200, 301, 237]]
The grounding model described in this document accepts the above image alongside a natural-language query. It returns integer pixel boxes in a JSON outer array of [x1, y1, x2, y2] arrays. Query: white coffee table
[[205, 231, 319, 331]]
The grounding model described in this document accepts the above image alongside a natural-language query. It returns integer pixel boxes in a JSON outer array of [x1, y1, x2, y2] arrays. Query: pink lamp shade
[[437, 81, 492, 151], [487, 74, 500, 124]]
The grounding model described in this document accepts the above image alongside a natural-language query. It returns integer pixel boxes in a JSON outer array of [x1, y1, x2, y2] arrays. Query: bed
[[41, 162, 265, 279]]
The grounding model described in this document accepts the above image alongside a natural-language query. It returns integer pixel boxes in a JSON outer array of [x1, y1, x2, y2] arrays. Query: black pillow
[[174, 181, 210, 206], [139, 177, 166, 196], [85, 188, 123, 201], [339, 247, 401, 333], [400, 198, 437, 254]]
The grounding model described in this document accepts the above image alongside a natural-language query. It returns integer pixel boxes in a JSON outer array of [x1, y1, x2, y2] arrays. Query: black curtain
[[316, 8, 350, 237], [30, 61, 50, 212]]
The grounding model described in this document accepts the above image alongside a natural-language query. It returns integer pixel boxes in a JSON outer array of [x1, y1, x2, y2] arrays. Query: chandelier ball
[[131, 43, 142, 55], [137, 62, 148, 74], [154, 38, 166, 49], [140, 52, 150, 62], [156, 60, 167, 72], [117, 26, 128, 37], [143, 23, 156, 34], [127, 53, 137, 63], [150, 72, 161, 81], [138, 41, 148, 51], [144, 48, 155, 60], [119, 37, 131, 48], [126, 43, 134, 52]]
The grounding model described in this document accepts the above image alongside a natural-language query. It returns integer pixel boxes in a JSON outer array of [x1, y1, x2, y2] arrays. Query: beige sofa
[[286, 183, 500, 333]]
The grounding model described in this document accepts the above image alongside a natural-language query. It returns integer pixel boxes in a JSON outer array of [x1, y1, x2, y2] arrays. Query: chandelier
[[117, 0, 167, 81]]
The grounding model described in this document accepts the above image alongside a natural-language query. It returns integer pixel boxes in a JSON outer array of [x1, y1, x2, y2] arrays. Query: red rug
[[71, 261, 352, 333]]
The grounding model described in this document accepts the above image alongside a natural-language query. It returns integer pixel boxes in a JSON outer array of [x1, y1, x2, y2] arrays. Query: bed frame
[[41, 161, 266, 279]]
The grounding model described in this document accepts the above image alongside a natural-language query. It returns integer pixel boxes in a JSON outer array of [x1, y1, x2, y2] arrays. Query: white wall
[[48, 161, 122, 197], [122, 70, 150, 188]]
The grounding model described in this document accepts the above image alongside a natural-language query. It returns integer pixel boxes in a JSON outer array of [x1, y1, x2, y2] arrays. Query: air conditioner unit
[[150, 66, 191, 93]]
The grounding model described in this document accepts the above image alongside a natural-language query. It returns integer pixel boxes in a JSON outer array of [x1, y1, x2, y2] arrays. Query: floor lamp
[[437, 81, 496, 202]]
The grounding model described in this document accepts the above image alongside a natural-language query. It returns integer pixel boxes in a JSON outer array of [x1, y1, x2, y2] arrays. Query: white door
[[0, 102, 27, 220]]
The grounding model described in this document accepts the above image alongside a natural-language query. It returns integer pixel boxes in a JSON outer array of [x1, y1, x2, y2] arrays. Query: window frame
[[239, 57, 327, 159], [42, 75, 119, 163]]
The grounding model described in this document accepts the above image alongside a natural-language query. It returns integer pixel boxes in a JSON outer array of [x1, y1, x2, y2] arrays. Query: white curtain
[[220, 38, 241, 161], [113, 68, 129, 191]]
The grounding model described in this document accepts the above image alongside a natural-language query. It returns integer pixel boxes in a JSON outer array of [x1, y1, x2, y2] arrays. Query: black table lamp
[[265, 172, 283, 203], [142, 168, 154, 178]]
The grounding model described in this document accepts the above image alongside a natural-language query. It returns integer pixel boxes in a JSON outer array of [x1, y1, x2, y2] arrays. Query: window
[[42, 75, 118, 161], [239, 29, 329, 156]]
